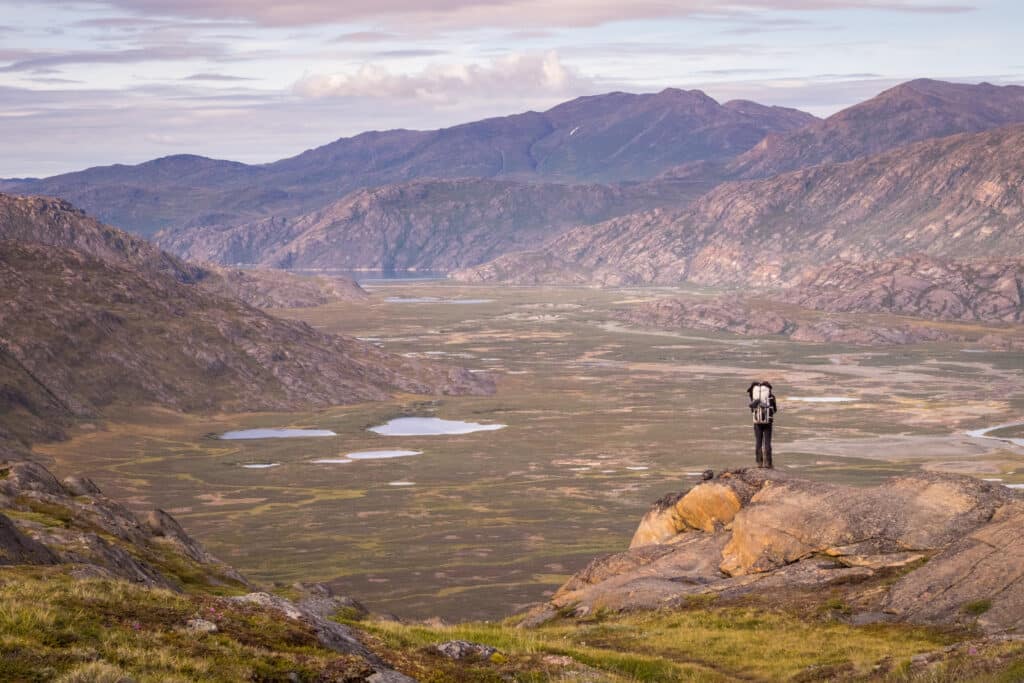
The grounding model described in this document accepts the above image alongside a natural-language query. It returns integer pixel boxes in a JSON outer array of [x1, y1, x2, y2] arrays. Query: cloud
[[372, 49, 449, 58], [330, 31, 400, 43], [293, 50, 590, 102], [27, 0, 978, 29], [0, 44, 228, 73], [183, 72, 254, 81]]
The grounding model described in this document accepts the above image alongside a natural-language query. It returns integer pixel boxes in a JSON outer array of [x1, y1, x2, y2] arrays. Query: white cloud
[[293, 50, 590, 102]]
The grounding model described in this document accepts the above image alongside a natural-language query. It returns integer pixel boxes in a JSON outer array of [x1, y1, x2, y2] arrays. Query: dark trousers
[[754, 423, 773, 468]]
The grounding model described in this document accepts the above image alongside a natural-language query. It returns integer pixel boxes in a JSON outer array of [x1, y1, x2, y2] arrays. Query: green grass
[[0, 567, 371, 683], [3, 566, 1023, 682], [962, 599, 993, 616], [352, 606, 971, 682]]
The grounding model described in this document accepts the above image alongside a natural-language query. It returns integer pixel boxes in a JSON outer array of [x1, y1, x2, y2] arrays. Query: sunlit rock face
[[530, 468, 1024, 635]]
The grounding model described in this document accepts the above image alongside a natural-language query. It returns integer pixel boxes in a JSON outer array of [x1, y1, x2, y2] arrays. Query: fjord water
[[368, 417, 505, 436], [37, 283, 1024, 621], [221, 428, 337, 439]]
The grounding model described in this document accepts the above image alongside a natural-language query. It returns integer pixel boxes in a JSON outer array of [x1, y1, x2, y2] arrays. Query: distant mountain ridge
[[5, 88, 815, 238], [155, 176, 714, 272], [727, 78, 1024, 180]]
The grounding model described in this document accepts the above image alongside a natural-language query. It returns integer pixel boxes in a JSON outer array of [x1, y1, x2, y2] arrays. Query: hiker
[[746, 381, 778, 468]]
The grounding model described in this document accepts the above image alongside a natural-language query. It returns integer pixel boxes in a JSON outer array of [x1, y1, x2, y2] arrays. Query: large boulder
[[720, 473, 1010, 576], [886, 502, 1024, 633], [528, 469, 1023, 632], [0, 512, 58, 565], [630, 471, 766, 547]]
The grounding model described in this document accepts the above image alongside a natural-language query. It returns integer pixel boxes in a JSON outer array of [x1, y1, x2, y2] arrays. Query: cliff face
[[529, 469, 1024, 635], [0, 194, 491, 444], [155, 177, 713, 271], [457, 124, 1024, 289]]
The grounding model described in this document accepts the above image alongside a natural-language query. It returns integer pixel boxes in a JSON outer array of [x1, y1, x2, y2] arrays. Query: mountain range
[[1, 88, 814, 239], [4, 78, 1024, 339]]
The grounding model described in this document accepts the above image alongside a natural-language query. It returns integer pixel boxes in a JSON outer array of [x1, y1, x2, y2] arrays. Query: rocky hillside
[[457, 124, 1024, 288], [781, 255, 1024, 323], [527, 468, 1024, 635], [618, 254, 1024, 346], [0, 195, 491, 445], [156, 177, 712, 271], [0, 192, 367, 309], [200, 266, 368, 309], [7, 89, 815, 238]]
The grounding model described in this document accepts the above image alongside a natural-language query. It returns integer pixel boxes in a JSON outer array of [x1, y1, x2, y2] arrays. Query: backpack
[[751, 384, 773, 425]]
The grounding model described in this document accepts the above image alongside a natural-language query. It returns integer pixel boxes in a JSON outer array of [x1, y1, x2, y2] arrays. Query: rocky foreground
[[525, 469, 1024, 635], [0, 455, 416, 681]]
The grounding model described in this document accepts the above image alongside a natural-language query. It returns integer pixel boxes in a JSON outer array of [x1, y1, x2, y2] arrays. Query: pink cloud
[[33, 0, 976, 28]]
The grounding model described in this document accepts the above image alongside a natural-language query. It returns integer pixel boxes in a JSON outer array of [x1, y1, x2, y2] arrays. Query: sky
[[1, 0, 1022, 177]]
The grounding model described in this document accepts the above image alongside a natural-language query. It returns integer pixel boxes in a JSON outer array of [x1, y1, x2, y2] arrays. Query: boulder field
[[526, 469, 1024, 634]]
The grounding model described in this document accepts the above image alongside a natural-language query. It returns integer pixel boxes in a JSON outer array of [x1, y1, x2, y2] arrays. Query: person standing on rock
[[747, 381, 778, 468]]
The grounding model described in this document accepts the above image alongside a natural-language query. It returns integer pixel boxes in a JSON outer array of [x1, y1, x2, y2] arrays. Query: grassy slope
[[361, 610, 1024, 683], [4, 565, 1023, 682], [0, 569, 370, 683]]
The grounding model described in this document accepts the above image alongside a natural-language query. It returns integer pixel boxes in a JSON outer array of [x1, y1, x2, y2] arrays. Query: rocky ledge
[[0, 458, 245, 590], [524, 469, 1024, 634]]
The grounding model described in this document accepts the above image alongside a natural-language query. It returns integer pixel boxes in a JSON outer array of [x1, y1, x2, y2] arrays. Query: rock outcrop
[[530, 469, 1024, 634], [782, 256, 1024, 324], [886, 502, 1024, 632], [719, 472, 1005, 576], [618, 291, 1024, 347], [0, 459, 245, 589]]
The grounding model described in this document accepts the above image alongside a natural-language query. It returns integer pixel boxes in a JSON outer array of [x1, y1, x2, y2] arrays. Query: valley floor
[[32, 283, 1024, 621]]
